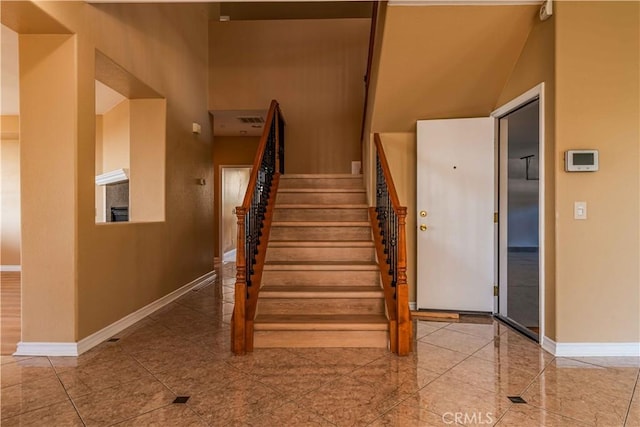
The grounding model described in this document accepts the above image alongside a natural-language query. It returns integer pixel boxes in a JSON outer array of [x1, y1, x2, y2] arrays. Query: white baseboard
[[15, 270, 216, 357], [409, 302, 417, 311], [1, 265, 21, 272], [541, 337, 640, 357]]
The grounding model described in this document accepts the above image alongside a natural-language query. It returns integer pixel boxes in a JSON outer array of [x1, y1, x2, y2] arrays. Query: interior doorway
[[495, 93, 543, 341], [220, 166, 252, 263]]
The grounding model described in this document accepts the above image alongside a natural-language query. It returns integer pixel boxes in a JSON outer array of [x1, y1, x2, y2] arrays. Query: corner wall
[[209, 19, 369, 174], [554, 1, 639, 343], [6, 2, 214, 342], [497, 14, 556, 339]]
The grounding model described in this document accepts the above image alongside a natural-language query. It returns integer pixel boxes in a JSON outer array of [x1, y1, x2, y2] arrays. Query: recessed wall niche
[[94, 50, 166, 223]]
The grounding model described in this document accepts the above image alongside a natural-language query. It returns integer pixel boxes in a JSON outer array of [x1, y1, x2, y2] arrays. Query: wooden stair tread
[[260, 285, 383, 298], [254, 314, 388, 330], [276, 204, 368, 209], [278, 188, 365, 193], [281, 174, 362, 179], [268, 240, 374, 247], [272, 221, 369, 227], [264, 261, 378, 271]]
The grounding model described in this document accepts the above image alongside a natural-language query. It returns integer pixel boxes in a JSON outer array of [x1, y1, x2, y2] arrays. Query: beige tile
[[299, 374, 406, 427], [413, 321, 442, 340], [413, 376, 512, 423], [472, 333, 552, 375], [113, 404, 208, 426], [569, 356, 640, 369], [444, 355, 538, 396], [1, 375, 69, 420], [522, 359, 632, 426], [187, 376, 285, 425], [72, 373, 175, 426], [496, 404, 589, 426], [1, 357, 56, 388], [289, 347, 386, 369], [444, 322, 508, 340], [1, 355, 33, 366], [543, 358, 637, 401], [369, 400, 460, 427], [352, 354, 441, 395], [627, 386, 640, 427], [1, 400, 84, 427], [412, 341, 468, 374], [255, 363, 344, 398], [155, 359, 246, 396], [246, 400, 334, 427], [130, 342, 223, 374], [419, 328, 493, 355], [55, 352, 151, 399]]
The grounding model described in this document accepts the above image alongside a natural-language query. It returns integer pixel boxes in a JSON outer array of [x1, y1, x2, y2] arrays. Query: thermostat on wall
[[565, 150, 599, 172]]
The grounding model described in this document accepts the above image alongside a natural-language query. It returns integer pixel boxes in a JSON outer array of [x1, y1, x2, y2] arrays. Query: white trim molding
[[389, 0, 541, 6], [15, 270, 216, 357], [0, 265, 21, 272], [542, 337, 640, 357], [95, 168, 129, 186], [409, 302, 417, 311]]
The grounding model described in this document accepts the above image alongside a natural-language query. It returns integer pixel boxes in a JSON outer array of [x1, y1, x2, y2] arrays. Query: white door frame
[[219, 165, 252, 263], [490, 83, 545, 342]]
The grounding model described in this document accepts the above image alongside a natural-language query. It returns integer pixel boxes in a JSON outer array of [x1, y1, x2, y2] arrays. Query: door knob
[[420, 224, 428, 231]]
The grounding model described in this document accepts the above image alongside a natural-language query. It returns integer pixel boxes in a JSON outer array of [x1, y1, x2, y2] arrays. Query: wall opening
[[94, 50, 166, 223]]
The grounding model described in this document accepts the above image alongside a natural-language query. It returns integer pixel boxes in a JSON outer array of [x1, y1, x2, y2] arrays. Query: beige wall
[[101, 99, 130, 172], [370, 5, 537, 133], [129, 99, 166, 223], [5, 2, 214, 341], [209, 19, 369, 174], [19, 34, 77, 341], [379, 133, 417, 302], [213, 136, 259, 258], [554, 2, 639, 343], [1, 116, 21, 266], [497, 16, 556, 339]]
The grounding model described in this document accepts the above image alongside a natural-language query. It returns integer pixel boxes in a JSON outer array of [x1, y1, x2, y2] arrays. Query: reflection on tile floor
[[1, 262, 639, 426]]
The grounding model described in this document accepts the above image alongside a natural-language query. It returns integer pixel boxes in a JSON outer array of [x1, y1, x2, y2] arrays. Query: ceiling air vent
[[237, 116, 264, 124]]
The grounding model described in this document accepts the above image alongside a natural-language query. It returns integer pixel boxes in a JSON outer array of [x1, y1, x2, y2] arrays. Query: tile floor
[[1, 263, 639, 426]]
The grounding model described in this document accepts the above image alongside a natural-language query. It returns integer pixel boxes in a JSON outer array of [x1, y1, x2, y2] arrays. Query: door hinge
[[494, 212, 498, 223], [493, 285, 498, 296]]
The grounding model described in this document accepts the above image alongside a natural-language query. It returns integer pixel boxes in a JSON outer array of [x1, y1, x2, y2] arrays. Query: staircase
[[253, 174, 389, 348]]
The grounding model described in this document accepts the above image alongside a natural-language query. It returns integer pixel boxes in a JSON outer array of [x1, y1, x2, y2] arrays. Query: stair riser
[[257, 298, 384, 316], [279, 178, 363, 189], [254, 330, 388, 348], [262, 270, 380, 286], [265, 247, 375, 262], [273, 208, 368, 222], [270, 226, 371, 241], [277, 192, 366, 204]]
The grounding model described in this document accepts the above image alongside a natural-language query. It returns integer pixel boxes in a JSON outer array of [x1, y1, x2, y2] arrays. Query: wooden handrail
[[371, 133, 412, 356], [360, 1, 380, 143], [232, 100, 284, 355], [374, 134, 402, 210], [241, 100, 279, 208]]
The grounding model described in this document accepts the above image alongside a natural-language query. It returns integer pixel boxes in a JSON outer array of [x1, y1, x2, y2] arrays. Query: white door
[[416, 118, 494, 312]]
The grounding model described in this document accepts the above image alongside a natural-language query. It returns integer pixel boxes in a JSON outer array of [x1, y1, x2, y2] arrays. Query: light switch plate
[[574, 201, 587, 220]]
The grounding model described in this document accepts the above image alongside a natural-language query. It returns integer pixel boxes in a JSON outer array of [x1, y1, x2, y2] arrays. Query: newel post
[[232, 207, 247, 355], [396, 206, 412, 355]]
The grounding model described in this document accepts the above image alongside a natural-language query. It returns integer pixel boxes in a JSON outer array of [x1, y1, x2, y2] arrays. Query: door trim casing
[[491, 83, 546, 344]]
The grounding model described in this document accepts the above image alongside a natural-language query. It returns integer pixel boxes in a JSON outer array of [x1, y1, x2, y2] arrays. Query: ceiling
[[95, 80, 126, 115], [371, 4, 539, 132], [218, 2, 372, 21], [210, 109, 268, 137]]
